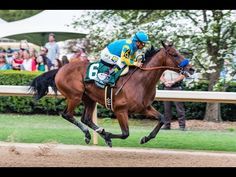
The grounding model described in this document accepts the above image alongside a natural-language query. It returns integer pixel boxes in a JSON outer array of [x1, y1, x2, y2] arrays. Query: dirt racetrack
[[1, 141, 236, 167]]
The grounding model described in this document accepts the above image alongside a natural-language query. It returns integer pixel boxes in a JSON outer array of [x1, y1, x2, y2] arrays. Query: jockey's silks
[[107, 39, 138, 66]]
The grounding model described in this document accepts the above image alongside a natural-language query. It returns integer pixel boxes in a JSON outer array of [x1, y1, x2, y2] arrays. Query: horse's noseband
[[165, 48, 190, 70], [179, 59, 189, 68]]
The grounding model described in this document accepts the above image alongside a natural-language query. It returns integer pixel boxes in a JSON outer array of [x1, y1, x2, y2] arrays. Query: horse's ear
[[151, 45, 154, 51], [161, 40, 167, 49]]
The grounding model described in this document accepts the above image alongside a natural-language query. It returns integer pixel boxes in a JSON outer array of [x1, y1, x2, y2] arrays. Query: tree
[[72, 10, 171, 53], [175, 10, 236, 122], [0, 10, 42, 22], [73, 10, 236, 122]]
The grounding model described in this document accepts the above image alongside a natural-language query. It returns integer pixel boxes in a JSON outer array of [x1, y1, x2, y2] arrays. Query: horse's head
[[161, 41, 195, 77]]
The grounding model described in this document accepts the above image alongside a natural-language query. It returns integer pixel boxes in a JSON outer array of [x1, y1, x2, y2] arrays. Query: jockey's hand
[[136, 53, 145, 62], [135, 61, 143, 68]]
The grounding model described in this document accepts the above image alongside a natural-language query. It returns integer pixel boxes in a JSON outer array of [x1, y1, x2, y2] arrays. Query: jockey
[[100, 31, 149, 85]]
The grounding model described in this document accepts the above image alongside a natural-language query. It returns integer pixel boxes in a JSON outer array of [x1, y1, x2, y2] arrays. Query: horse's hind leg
[[61, 97, 91, 144], [81, 94, 112, 147]]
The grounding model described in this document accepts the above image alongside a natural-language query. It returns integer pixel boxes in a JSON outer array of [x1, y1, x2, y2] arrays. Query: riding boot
[[103, 65, 121, 86], [109, 65, 121, 76]]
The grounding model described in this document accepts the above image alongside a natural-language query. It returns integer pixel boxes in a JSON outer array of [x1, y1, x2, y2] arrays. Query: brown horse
[[30, 41, 194, 147]]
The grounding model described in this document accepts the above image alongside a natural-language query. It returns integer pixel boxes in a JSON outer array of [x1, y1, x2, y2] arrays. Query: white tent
[[0, 10, 88, 46], [0, 18, 7, 24], [0, 18, 18, 43]]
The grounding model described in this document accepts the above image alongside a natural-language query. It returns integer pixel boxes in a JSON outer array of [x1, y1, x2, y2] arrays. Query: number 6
[[89, 63, 99, 79]]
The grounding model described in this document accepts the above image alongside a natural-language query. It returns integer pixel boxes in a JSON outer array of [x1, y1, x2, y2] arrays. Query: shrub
[[0, 71, 235, 120]]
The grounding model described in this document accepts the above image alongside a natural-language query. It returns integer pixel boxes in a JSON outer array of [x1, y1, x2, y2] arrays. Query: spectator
[[0, 55, 11, 70], [61, 55, 69, 66], [51, 58, 62, 70], [160, 70, 186, 131], [21, 50, 37, 71], [36, 47, 53, 72], [0, 50, 6, 62], [80, 53, 88, 62], [18, 48, 25, 59], [6, 47, 14, 65], [29, 47, 38, 61], [70, 45, 82, 58], [20, 40, 29, 51], [36, 56, 46, 72], [12, 51, 24, 70], [45, 33, 60, 65], [70, 45, 88, 62], [6, 47, 13, 54]]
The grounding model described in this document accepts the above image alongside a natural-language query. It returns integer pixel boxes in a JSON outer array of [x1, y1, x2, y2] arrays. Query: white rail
[[0, 85, 236, 103], [154, 90, 236, 104]]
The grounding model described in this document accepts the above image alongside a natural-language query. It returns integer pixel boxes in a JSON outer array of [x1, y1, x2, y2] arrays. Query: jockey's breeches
[[100, 47, 125, 69]]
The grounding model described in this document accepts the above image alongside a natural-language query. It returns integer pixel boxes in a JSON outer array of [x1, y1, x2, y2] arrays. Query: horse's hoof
[[84, 132, 91, 144], [140, 136, 148, 144], [85, 137, 90, 144], [105, 139, 112, 148]]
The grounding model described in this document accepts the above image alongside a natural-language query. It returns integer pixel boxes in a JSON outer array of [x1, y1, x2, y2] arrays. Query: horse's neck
[[136, 52, 165, 91]]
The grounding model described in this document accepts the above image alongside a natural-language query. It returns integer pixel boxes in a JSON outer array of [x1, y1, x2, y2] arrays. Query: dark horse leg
[[81, 94, 113, 147], [140, 105, 165, 144], [29, 68, 91, 143], [81, 95, 129, 147], [97, 111, 130, 144], [61, 97, 91, 144], [96, 111, 130, 146]]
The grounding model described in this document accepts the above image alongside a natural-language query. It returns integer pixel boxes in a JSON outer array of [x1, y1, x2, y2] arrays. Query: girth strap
[[105, 86, 114, 111]]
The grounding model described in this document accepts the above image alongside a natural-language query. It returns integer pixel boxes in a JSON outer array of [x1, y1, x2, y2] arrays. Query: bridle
[[140, 47, 184, 72], [116, 45, 190, 95], [116, 46, 189, 95]]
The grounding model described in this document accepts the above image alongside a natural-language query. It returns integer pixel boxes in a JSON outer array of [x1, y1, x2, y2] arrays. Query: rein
[[140, 66, 180, 71], [140, 47, 181, 72], [115, 46, 185, 95], [115, 67, 138, 95], [115, 65, 180, 96]]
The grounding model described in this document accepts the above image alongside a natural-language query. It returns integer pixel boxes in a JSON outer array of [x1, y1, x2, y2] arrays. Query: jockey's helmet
[[133, 31, 149, 43]]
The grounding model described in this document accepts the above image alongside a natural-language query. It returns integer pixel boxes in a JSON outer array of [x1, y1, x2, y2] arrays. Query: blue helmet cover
[[133, 31, 149, 43]]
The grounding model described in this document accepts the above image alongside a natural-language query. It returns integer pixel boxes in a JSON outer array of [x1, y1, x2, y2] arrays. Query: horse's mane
[[144, 45, 160, 64]]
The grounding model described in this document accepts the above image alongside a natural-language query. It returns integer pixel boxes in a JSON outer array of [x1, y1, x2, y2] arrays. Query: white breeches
[[100, 47, 125, 69]]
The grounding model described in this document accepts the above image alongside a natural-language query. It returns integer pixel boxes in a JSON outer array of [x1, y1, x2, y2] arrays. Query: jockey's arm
[[120, 45, 139, 66]]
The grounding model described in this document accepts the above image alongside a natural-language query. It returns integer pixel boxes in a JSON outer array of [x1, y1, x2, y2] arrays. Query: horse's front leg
[[140, 105, 165, 144], [108, 111, 130, 139], [82, 96, 129, 147]]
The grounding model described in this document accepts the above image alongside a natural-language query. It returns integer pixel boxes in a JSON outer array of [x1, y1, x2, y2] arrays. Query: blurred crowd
[[0, 33, 89, 72]]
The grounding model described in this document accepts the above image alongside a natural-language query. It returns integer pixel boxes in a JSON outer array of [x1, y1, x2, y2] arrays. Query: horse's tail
[[29, 69, 59, 100]]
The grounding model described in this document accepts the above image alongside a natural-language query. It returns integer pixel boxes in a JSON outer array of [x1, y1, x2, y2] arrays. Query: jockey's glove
[[134, 61, 143, 68], [136, 53, 145, 62]]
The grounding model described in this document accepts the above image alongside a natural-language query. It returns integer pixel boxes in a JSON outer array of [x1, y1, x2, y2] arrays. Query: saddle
[[84, 61, 129, 88]]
